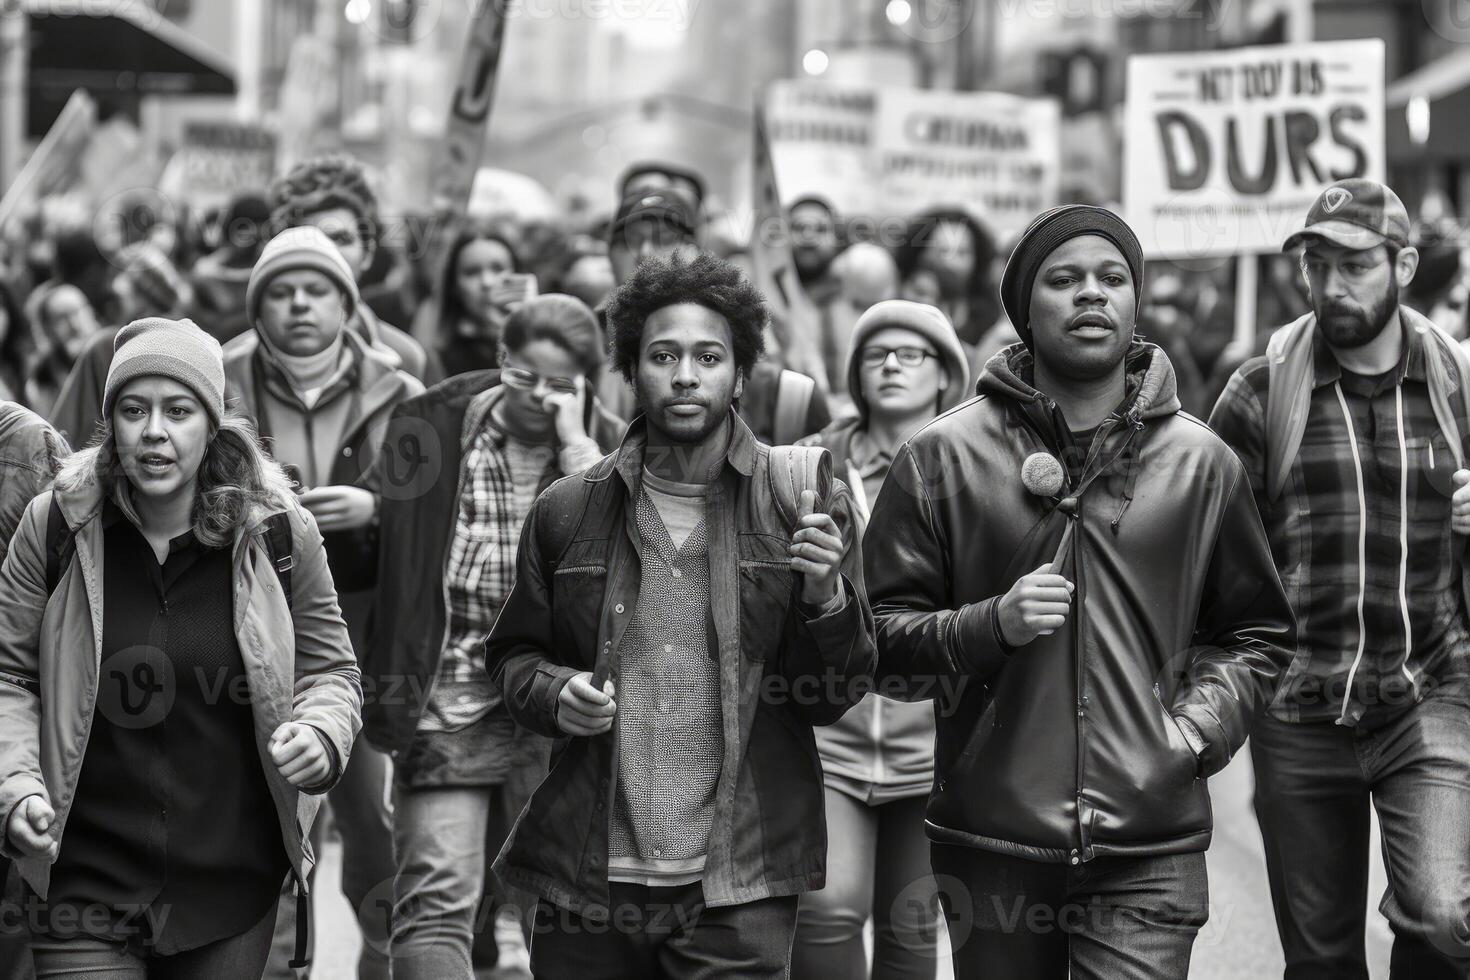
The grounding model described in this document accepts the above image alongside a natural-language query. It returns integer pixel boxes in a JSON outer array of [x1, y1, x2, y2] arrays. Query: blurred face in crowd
[[790, 202, 839, 280], [303, 207, 372, 278], [920, 219, 977, 297], [40, 285, 100, 359], [561, 254, 615, 310], [454, 237, 516, 327], [858, 325, 947, 421], [1029, 235, 1137, 384], [499, 338, 583, 441], [1300, 239, 1414, 349], [900, 269, 944, 307], [635, 302, 743, 445], [609, 220, 695, 285], [257, 269, 350, 356], [1431, 278, 1470, 340], [112, 376, 210, 506]]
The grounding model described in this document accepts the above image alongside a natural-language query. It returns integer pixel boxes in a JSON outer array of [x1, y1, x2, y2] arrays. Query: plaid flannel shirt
[[1211, 323, 1470, 728]]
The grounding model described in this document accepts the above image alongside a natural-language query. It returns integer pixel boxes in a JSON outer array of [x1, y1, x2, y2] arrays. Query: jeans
[[388, 782, 529, 980], [263, 735, 395, 980], [930, 844, 1209, 979], [791, 788, 937, 980], [29, 900, 275, 979], [2, 860, 35, 980], [1251, 683, 1470, 979], [529, 884, 799, 980]]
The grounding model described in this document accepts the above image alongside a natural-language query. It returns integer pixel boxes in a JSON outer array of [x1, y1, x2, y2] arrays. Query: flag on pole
[[430, 0, 509, 216], [0, 89, 96, 233], [750, 99, 830, 394]]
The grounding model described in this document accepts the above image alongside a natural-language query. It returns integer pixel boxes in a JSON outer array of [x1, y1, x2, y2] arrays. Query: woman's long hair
[[434, 220, 521, 337], [56, 407, 296, 548]]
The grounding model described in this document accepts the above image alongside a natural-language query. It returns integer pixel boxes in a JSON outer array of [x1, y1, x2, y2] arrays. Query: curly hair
[[57, 408, 296, 549], [605, 251, 767, 383], [269, 154, 381, 242]]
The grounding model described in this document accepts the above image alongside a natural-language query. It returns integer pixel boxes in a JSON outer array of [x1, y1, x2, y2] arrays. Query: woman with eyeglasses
[[224, 226, 424, 975], [791, 300, 970, 980], [374, 294, 624, 979]]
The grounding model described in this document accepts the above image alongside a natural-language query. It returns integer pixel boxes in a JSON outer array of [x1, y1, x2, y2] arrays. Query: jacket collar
[[1309, 309, 1428, 389], [583, 409, 756, 486]]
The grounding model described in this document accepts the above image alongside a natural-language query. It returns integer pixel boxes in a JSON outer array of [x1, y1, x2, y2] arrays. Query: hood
[[845, 307, 972, 423], [977, 340, 1181, 430]]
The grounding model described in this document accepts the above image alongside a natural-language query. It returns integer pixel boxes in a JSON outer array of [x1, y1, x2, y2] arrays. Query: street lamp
[[345, 0, 371, 26], [886, 0, 912, 26], [802, 48, 829, 76]]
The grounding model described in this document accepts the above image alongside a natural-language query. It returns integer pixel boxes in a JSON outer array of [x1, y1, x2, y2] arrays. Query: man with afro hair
[[485, 251, 877, 977]]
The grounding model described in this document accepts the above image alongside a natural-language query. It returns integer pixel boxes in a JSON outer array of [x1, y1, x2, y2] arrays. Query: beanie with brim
[[102, 317, 226, 424], [999, 205, 1145, 348], [246, 226, 360, 327], [846, 299, 971, 421]]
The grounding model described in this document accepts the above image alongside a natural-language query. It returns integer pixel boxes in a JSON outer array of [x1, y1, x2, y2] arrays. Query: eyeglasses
[[859, 346, 937, 368], [502, 366, 579, 395]]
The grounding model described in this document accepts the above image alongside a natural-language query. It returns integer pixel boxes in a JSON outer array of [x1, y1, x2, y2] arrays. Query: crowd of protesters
[[0, 150, 1469, 980]]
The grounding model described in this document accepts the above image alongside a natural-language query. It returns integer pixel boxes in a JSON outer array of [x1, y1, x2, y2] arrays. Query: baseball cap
[[609, 188, 699, 239], [1282, 178, 1411, 253]]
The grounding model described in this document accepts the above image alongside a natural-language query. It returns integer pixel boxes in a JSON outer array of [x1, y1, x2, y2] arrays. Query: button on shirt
[[40, 501, 286, 954]]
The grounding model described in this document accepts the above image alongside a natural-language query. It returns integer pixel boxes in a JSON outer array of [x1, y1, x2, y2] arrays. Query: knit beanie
[[102, 318, 226, 423], [998, 205, 1145, 347], [246, 226, 360, 327], [846, 300, 971, 421]]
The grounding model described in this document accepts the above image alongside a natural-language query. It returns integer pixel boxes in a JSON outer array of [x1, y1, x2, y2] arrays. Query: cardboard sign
[[1124, 39, 1385, 258], [874, 88, 1061, 238], [765, 80, 877, 216]]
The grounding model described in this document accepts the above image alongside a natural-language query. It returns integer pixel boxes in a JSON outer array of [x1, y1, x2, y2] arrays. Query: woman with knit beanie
[[228, 225, 421, 980], [0, 317, 362, 977], [790, 299, 970, 980]]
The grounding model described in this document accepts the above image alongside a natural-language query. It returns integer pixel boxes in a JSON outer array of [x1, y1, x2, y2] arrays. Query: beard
[[1315, 279, 1398, 349]]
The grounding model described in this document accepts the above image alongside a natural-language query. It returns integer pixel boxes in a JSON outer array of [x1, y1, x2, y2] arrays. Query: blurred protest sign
[[874, 89, 1061, 238], [275, 34, 338, 176], [751, 101, 830, 393], [1124, 39, 1385, 259], [765, 80, 877, 217], [158, 121, 277, 211], [430, 0, 508, 216], [0, 88, 94, 231]]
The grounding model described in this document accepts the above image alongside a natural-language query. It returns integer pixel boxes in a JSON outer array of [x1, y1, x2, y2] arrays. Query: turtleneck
[[258, 328, 348, 408]]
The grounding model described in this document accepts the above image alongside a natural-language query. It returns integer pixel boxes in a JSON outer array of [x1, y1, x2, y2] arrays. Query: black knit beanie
[[999, 205, 1145, 348]]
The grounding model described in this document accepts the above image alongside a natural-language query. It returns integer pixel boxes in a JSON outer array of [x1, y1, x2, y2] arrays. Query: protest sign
[[765, 80, 877, 217], [157, 121, 277, 211], [1124, 39, 1385, 258], [0, 88, 94, 232], [430, 0, 508, 216], [874, 88, 1061, 238]]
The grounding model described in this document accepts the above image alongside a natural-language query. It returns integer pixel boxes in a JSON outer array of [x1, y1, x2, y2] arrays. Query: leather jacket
[[863, 342, 1295, 863]]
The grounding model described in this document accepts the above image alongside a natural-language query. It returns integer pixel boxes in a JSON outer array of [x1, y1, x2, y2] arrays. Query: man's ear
[[734, 369, 745, 403], [1395, 245, 1420, 290]]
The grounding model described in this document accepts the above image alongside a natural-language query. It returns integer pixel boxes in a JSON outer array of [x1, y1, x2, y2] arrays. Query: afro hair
[[269, 154, 380, 241], [605, 251, 767, 383]]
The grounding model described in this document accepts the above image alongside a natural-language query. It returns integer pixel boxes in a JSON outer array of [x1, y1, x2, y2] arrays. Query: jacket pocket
[[738, 560, 792, 662], [551, 565, 606, 660]]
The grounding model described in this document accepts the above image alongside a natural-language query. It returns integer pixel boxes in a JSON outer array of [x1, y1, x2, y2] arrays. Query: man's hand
[[542, 375, 589, 444], [997, 562, 1075, 647], [270, 722, 333, 790], [556, 672, 617, 736], [299, 485, 377, 532], [6, 793, 57, 861], [789, 489, 843, 606], [1453, 470, 1470, 535]]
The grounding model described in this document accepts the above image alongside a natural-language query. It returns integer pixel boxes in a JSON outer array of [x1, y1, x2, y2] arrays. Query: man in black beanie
[[863, 205, 1295, 977]]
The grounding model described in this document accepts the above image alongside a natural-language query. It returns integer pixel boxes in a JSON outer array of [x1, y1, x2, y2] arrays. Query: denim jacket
[[484, 411, 878, 916]]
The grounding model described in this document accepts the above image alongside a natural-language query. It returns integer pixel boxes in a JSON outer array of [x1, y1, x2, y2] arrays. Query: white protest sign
[[874, 89, 1061, 238], [1124, 39, 1385, 258], [765, 80, 877, 216]]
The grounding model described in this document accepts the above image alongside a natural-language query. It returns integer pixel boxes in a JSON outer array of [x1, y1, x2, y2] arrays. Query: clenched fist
[[997, 562, 1075, 648]]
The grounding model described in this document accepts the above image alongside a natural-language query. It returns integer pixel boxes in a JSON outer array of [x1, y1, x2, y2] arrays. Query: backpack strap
[[772, 370, 816, 447], [45, 494, 76, 597], [766, 444, 833, 533], [262, 512, 294, 607]]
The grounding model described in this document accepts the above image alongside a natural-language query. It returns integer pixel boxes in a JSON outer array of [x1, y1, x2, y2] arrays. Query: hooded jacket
[[0, 402, 65, 564], [797, 305, 972, 799], [0, 480, 362, 898], [863, 341, 1295, 863], [224, 330, 424, 595]]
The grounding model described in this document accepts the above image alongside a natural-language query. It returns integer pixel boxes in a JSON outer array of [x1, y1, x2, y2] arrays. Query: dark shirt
[[40, 501, 286, 953]]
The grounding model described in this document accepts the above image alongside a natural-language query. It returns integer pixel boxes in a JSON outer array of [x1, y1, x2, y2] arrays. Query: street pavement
[[310, 746, 1392, 978]]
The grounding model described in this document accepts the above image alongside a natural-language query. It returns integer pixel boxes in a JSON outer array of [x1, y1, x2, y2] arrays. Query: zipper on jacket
[[1072, 495, 1090, 861], [1332, 382, 1369, 726]]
